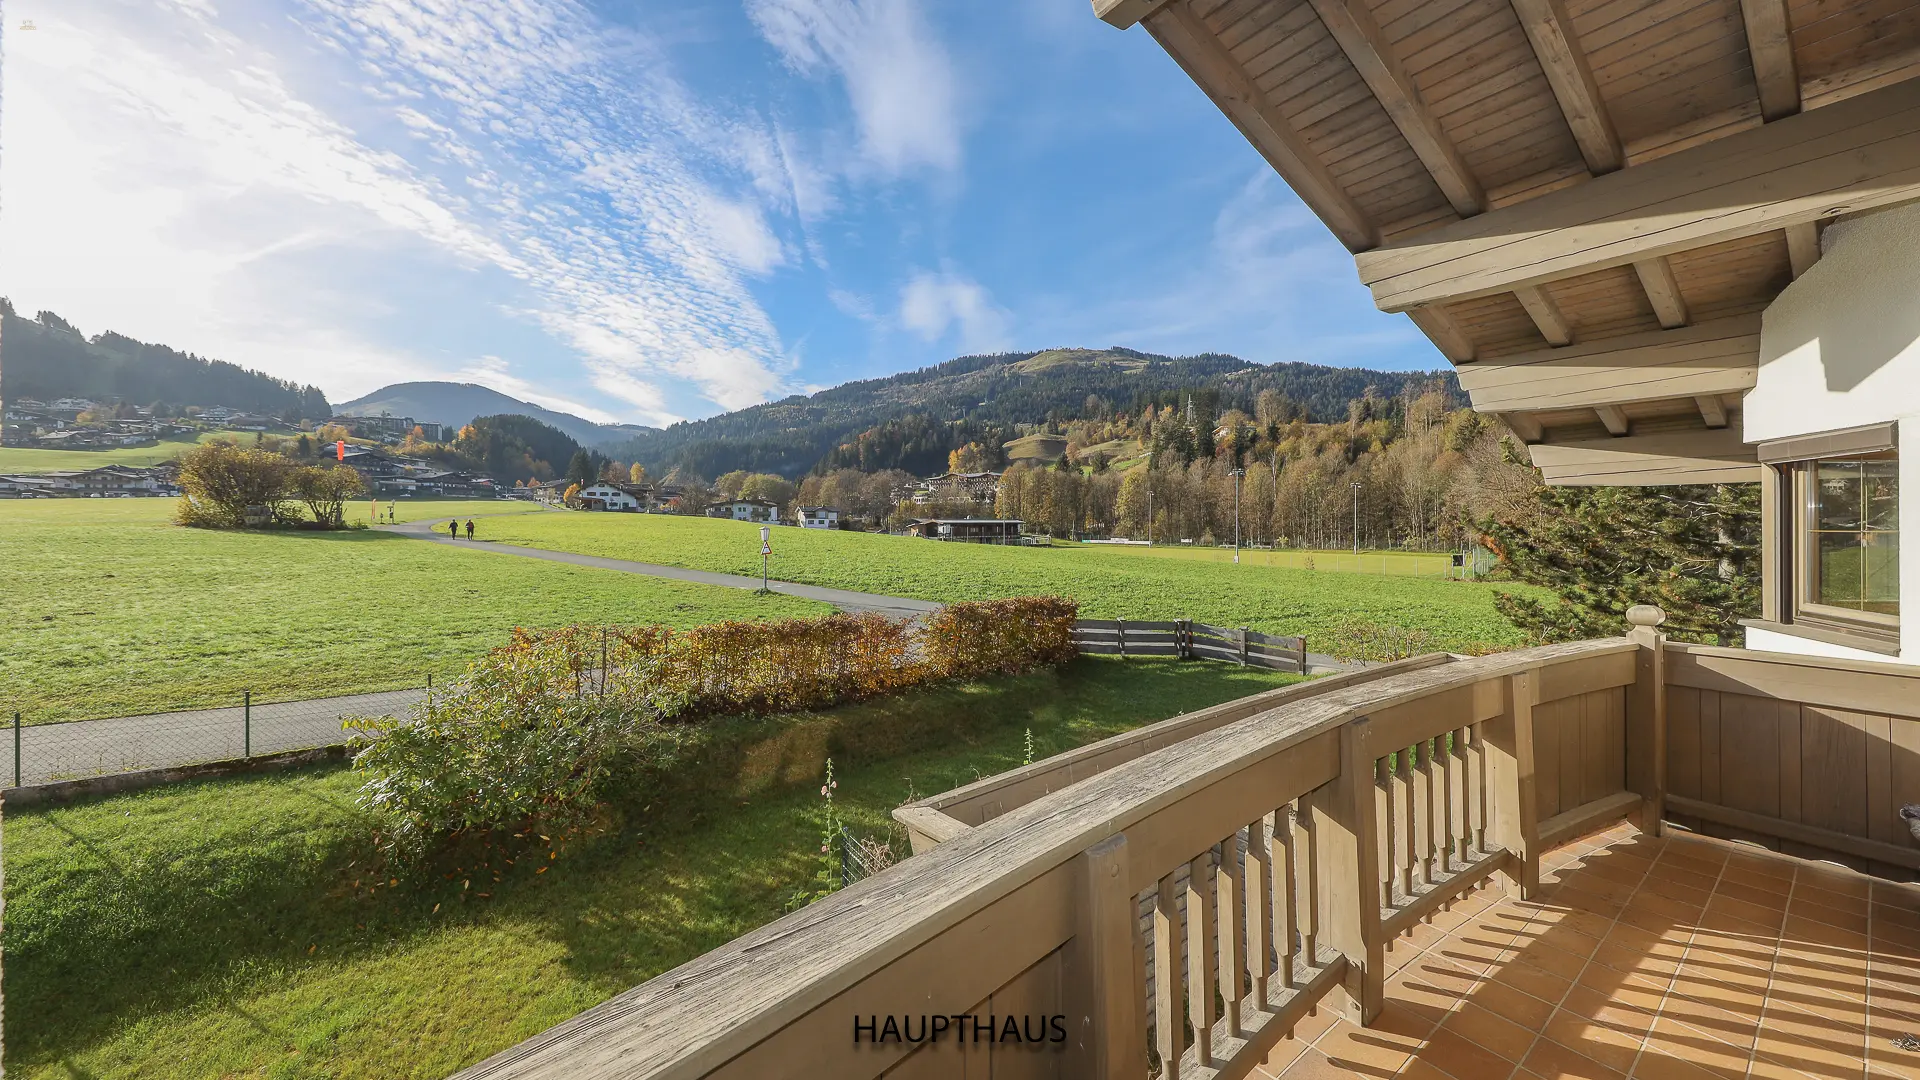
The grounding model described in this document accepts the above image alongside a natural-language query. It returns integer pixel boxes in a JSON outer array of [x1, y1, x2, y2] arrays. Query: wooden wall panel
[[1535, 694, 1564, 817], [1534, 686, 1627, 818], [1799, 707, 1869, 838], [1790, 0, 1920, 107]]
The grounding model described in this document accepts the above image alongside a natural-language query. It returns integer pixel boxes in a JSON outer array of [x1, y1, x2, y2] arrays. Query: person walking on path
[[448, 519, 459, 539], [465, 519, 476, 540]]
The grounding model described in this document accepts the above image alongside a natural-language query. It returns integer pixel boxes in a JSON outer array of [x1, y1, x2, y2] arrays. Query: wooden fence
[[448, 609, 1920, 1080], [1071, 619, 1308, 674]]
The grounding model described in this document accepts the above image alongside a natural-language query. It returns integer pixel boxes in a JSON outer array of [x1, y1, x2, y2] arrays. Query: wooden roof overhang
[[1096, 0, 1920, 484]]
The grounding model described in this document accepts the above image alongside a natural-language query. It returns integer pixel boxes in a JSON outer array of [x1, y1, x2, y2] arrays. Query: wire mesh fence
[[5, 682, 430, 788]]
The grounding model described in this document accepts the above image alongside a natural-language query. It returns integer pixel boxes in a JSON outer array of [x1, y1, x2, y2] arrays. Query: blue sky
[[0, 0, 1443, 426]]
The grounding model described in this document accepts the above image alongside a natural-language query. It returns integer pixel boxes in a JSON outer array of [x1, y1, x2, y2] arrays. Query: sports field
[[487, 512, 1537, 653], [0, 501, 826, 722]]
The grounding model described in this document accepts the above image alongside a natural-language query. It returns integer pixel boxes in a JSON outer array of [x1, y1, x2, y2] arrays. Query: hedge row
[[505, 595, 1080, 720]]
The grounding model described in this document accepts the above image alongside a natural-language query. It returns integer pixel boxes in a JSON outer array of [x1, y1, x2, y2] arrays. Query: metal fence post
[[244, 690, 252, 759], [13, 711, 20, 788]]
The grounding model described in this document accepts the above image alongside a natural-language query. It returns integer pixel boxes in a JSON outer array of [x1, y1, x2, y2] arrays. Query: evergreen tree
[[565, 450, 596, 488], [1478, 479, 1760, 645]]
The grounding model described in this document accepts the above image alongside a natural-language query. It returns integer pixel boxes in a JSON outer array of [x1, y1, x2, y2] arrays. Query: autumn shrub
[[921, 596, 1079, 679], [343, 628, 685, 858]]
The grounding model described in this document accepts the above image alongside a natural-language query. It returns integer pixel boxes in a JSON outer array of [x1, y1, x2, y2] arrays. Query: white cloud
[[458, 355, 630, 425], [0, 0, 806, 424], [748, 0, 960, 178], [899, 268, 1010, 353]]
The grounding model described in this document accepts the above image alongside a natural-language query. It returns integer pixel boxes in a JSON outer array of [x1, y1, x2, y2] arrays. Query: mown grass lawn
[[1054, 541, 1468, 578], [490, 512, 1539, 653], [0, 430, 235, 473], [5, 657, 1301, 1079], [0, 501, 826, 722]]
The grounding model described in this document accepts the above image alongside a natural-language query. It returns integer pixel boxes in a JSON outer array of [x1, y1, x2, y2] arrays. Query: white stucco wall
[[1746, 200, 1920, 663]]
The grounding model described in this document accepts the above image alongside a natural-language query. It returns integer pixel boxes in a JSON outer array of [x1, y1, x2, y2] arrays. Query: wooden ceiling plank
[[1594, 403, 1631, 435], [1631, 257, 1691, 328], [1145, 3, 1381, 251], [1307, 0, 1487, 215], [1406, 304, 1478, 361], [1355, 77, 1920, 310], [1509, 0, 1626, 174], [1739, 0, 1803, 121], [1785, 220, 1821, 277], [1502, 411, 1546, 442], [1696, 394, 1730, 428], [1513, 284, 1575, 344]]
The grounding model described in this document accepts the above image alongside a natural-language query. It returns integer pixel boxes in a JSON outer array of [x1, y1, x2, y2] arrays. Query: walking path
[[11, 508, 1347, 789]]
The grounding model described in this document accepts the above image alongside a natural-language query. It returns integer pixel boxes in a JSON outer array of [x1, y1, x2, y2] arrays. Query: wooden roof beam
[[1144, 3, 1379, 251], [1529, 428, 1762, 486], [1696, 395, 1729, 428], [1406, 304, 1476, 362], [1307, 0, 1485, 217], [1457, 314, 1761, 413], [1785, 221, 1821, 278], [1509, 0, 1624, 175], [1356, 77, 1920, 311], [1093, 0, 1173, 29], [1631, 257, 1690, 328], [1502, 412, 1545, 442], [1595, 404, 1630, 435], [1514, 285, 1574, 346], [1739, 0, 1801, 122]]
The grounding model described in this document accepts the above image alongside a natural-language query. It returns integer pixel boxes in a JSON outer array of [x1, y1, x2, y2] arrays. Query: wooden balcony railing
[[450, 608, 1920, 1080]]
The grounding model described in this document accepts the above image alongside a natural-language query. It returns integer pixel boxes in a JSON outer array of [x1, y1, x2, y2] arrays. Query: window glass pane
[[1803, 454, 1899, 619]]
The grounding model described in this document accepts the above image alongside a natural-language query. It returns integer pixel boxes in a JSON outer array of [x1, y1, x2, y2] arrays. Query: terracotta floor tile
[[1442, 1000, 1539, 1063], [1654, 993, 1761, 1053], [1543, 1008, 1646, 1074], [1641, 1017, 1750, 1080], [1313, 1017, 1417, 1076], [1795, 870, 1870, 902], [1519, 940, 1606, 982], [1705, 894, 1789, 930], [1414, 1024, 1519, 1080], [1629, 1046, 1735, 1080], [1521, 1031, 1628, 1080], [1465, 977, 1559, 1030], [1561, 983, 1661, 1035], [1270, 1045, 1353, 1080], [1500, 956, 1577, 1005]]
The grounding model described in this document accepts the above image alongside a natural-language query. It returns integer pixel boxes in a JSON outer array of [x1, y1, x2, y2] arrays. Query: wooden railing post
[[1488, 670, 1542, 899], [1066, 833, 1141, 1080], [1625, 605, 1669, 837], [1322, 721, 1385, 1023]]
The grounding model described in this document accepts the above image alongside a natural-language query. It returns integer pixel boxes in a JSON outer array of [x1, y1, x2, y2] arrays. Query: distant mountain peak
[[333, 381, 653, 449]]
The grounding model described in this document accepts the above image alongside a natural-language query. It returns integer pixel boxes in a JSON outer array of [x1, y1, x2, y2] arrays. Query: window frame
[[1784, 451, 1900, 642]]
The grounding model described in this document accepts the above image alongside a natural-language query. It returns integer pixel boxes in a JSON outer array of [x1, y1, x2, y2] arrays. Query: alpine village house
[[449, 4, 1920, 1080]]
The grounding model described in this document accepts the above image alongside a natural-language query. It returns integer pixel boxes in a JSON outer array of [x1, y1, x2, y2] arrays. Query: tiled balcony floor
[[1257, 821, 1920, 1080]]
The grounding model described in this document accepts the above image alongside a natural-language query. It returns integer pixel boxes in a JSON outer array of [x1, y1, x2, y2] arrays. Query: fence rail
[[1071, 618, 1308, 674]]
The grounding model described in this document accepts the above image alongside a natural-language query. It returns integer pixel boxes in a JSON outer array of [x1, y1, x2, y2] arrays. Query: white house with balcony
[[794, 505, 839, 529], [576, 483, 640, 511], [708, 498, 780, 523]]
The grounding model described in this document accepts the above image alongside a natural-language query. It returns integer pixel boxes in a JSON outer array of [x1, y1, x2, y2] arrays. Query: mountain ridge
[[333, 381, 653, 449]]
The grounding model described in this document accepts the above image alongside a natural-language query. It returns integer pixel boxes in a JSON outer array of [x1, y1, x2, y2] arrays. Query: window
[[1792, 453, 1898, 635]]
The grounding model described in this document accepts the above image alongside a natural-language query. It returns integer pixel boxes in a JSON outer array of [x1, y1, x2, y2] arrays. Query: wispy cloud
[[457, 355, 626, 426], [899, 267, 1010, 353], [2, 0, 807, 425], [748, 0, 961, 178]]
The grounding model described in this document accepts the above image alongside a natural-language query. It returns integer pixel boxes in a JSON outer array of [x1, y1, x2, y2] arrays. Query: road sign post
[[760, 525, 772, 591]]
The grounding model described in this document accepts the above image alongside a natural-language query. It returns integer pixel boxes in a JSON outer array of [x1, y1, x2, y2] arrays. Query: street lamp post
[[1145, 451, 1154, 547], [1351, 482, 1363, 556], [1230, 467, 1245, 564]]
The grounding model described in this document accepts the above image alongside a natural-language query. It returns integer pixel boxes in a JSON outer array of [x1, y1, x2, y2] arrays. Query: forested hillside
[[607, 347, 1459, 480], [0, 302, 329, 419]]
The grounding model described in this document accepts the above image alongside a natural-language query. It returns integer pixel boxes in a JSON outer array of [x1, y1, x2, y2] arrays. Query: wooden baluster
[[1246, 816, 1272, 1010], [1450, 726, 1470, 865], [1187, 851, 1218, 1067], [1419, 738, 1438, 889], [1217, 832, 1246, 1037], [1154, 874, 1183, 1080], [1297, 792, 1320, 968], [1396, 747, 1416, 900], [1278, 804, 1299, 991], [1373, 756, 1393, 909], [1437, 733, 1456, 876], [1469, 721, 1488, 852]]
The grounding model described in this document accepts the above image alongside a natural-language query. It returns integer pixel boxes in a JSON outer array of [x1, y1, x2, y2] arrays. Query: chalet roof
[[1096, 0, 1920, 484]]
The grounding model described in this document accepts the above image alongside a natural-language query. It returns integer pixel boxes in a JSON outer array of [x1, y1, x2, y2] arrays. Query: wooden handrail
[[450, 638, 1638, 1080]]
